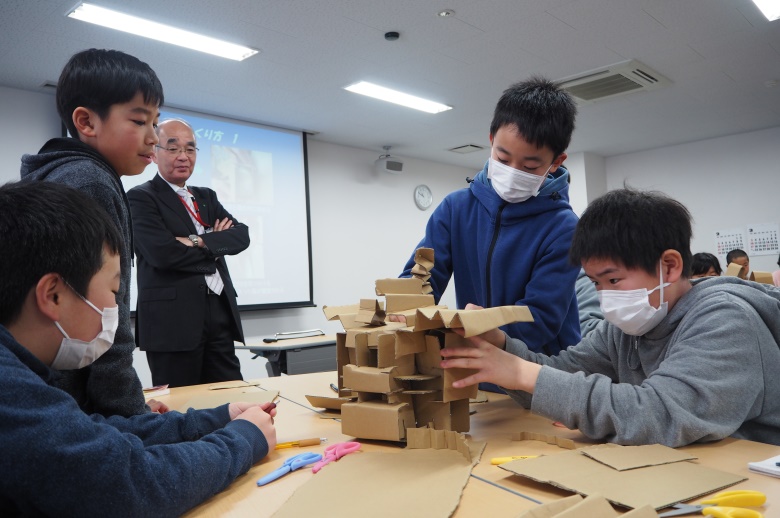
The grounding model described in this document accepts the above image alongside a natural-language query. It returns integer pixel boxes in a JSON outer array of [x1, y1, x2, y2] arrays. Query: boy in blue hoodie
[[20, 49, 163, 416], [0, 181, 277, 516], [400, 77, 580, 356]]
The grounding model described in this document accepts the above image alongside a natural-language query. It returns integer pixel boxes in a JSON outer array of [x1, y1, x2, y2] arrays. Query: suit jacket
[[127, 173, 250, 352]]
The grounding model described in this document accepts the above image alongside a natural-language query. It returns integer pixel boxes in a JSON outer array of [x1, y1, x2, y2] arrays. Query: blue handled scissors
[[256, 452, 323, 486]]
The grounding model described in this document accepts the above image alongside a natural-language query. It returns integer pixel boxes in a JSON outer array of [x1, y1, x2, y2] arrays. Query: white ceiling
[[1, 0, 779, 170]]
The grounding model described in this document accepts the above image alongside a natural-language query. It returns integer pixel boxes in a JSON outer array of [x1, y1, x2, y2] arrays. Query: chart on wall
[[746, 223, 780, 257]]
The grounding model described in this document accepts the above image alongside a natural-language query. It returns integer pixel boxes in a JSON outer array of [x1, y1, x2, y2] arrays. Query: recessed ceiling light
[[344, 81, 452, 114], [438, 9, 455, 17], [750, 0, 780, 20], [67, 3, 259, 61]]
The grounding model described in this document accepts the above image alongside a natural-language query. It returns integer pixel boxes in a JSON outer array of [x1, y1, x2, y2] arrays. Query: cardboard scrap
[[322, 303, 359, 321], [414, 247, 435, 272], [341, 401, 415, 441], [273, 438, 485, 518], [354, 298, 386, 326], [375, 277, 424, 295], [500, 446, 746, 510], [180, 390, 278, 411], [581, 443, 696, 471], [725, 262, 742, 277], [512, 431, 577, 450], [515, 494, 657, 518], [385, 293, 435, 313], [415, 305, 534, 337], [752, 271, 774, 284], [405, 426, 479, 462], [304, 394, 356, 410]]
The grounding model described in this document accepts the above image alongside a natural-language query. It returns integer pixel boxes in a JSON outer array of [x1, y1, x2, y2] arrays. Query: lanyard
[[177, 189, 211, 228]]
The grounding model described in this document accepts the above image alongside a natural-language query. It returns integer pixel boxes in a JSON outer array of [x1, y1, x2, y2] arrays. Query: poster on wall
[[746, 223, 780, 257], [714, 228, 746, 261]]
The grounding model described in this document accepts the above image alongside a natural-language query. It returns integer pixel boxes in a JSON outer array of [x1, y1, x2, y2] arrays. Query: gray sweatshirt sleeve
[[505, 294, 768, 447]]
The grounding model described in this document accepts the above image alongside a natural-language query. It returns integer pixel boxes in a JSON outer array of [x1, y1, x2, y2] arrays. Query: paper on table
[[272, 442, 485, 518], [747, 454, 780, 478]]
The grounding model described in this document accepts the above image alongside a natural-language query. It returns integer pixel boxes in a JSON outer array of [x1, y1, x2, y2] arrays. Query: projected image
[[211, 145, 274, 206]]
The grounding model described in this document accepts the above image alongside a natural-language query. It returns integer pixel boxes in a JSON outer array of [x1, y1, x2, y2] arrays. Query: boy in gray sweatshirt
[[440, 188, 780, 447]]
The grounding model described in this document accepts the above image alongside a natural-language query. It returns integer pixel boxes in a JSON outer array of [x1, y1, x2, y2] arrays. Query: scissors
[[256, 452, 323, 486], [658, 490, 766, 517], [311, 441, 361, 473]]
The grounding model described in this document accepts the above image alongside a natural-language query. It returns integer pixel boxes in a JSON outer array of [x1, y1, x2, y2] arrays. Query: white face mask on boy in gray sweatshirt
[[598, 260, 671, 336]]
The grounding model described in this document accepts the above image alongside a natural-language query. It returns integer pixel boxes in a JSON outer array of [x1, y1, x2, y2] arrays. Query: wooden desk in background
[[235, 334, 337, 376], [152, 372, 780, 517]]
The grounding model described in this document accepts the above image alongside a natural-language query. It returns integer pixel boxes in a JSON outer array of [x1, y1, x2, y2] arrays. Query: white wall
[[0, 86, 61, 182], [605, 126, 780, 273]]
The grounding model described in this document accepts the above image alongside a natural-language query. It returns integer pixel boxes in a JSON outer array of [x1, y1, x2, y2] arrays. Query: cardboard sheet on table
[[516, 493, 657, 518], [581, 443, 696, 471], [180, 389, 278, 411], [304, 394, 356, 411], [273, 442, 485, 518], [500, 447, 745, 510]]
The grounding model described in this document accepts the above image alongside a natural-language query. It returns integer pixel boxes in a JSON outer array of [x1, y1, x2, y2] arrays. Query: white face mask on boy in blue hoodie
[[487, 157, 551, 203]]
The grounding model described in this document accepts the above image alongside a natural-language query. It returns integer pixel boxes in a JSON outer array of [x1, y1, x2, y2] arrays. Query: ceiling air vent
[[448, 144, 484, 154], [558, 60, 670, 103]]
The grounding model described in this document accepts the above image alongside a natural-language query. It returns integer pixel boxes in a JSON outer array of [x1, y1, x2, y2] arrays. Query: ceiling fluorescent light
[[344, 81, 452, 114], [67, 3, 259, 61], [750, 0, 780, 20]]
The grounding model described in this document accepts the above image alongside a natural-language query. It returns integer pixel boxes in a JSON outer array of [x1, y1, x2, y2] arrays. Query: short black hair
[[570, 188, 693, 277], [57, 48, 164, 138], [692, 252, 722, 276], [0, 182, 122, 326], [489, 76, 577, 158], [726, 249, 748, 265]]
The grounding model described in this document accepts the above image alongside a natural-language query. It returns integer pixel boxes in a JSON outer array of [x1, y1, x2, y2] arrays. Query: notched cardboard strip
[[511, 431, 577, 450], [415, 305, 534, 337], [406, 426, 482, 463]]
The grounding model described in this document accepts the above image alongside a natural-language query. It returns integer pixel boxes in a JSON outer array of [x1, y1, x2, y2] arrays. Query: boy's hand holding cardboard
[[440, 334, 541, 392]]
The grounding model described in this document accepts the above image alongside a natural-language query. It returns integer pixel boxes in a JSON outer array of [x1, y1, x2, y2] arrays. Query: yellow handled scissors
[[658, 490, 766, 517]]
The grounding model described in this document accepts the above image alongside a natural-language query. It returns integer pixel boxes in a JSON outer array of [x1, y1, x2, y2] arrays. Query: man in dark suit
[[128, 119, 249, 387]]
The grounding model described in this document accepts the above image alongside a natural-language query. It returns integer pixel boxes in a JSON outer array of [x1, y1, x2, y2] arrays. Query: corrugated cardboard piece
[[516, 494, 658, 518], [180, 390, 278, 411], [512, 431, 577, 450], [311, 247, 535, 442], [581, 444, 696, 471], [273, 438, 486, 518], [500, 444, 745, 510]]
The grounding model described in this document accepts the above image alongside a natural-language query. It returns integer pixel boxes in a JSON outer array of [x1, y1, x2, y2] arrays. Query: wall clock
[[414, 184, 433, 210]]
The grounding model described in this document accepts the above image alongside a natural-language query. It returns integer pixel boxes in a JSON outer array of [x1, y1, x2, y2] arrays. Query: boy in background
[[20, 48, 163, 416], [399, 77, 581, 357], [726, 248, 750, 279], [440, 188, 780, 447], [0, 181, 276, 516]]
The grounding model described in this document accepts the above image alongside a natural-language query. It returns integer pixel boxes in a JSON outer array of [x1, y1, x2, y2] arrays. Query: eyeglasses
[[155, 144, 198, 157]]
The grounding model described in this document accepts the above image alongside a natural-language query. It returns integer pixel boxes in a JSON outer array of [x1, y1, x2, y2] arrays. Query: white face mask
[[597, 261, 671, 336], [51, 287, 118, 370], [487, 157, 551, 203]]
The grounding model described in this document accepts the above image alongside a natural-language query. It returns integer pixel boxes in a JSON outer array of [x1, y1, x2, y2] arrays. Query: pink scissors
[[311, 441, 361, 473]]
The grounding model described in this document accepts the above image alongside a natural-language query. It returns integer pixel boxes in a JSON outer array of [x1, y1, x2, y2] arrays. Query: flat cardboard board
[[581, 443, 696, 471], [500, 448, 746, 510], [415, 305, 534, 337], [273, 442, 484, 518], [375, 277, 424, 295], [180, 390, 278, 411]]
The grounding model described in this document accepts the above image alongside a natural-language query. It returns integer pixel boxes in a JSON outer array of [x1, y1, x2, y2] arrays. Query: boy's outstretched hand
[[440, 333, 541, 393], [229, 402, 278, 450]]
